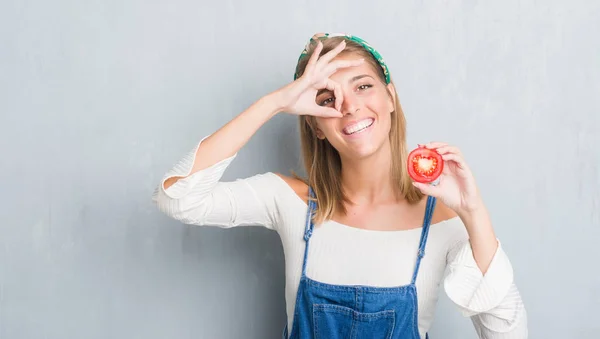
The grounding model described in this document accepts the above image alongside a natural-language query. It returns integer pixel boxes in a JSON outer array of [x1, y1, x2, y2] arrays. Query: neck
[[340, 141, 396, 205]]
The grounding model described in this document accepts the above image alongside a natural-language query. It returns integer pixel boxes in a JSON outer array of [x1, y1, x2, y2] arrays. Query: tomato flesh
[[407, 146, 444, 183]]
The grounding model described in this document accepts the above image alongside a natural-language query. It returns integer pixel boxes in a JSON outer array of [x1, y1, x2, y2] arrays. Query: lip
[[342, 118, 375, 138]]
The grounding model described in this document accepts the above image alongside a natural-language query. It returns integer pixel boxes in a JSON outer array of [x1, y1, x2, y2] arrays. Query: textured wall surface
[[1, 0, 599, 338]]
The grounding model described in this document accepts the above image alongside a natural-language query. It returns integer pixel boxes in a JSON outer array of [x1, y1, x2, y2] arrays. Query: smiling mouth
[[343, 118, 374, 135]]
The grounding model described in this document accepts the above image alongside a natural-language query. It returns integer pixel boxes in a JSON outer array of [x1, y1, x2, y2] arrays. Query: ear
[[386, 82, 397, 113], [315, 128, 326, 139]]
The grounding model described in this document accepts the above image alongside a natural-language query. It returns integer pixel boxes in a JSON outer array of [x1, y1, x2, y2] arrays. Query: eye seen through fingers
[[316, 83, 374, 107]]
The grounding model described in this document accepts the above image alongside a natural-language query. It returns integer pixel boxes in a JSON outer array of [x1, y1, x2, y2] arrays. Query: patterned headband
[[294, 33, 390, 84]]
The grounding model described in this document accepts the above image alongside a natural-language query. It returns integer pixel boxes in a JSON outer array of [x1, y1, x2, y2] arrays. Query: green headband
[[294, 33, 390, 84]]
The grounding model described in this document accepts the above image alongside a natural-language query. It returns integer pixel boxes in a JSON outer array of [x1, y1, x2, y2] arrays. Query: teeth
[[344, 119, 373, 135]]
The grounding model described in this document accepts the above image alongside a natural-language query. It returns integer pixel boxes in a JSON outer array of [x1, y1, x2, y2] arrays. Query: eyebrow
[[316, 74, 375, 97], [349, 74, 373, 83]]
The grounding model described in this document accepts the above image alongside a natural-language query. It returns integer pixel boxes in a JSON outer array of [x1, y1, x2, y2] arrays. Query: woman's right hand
[[160, 40, 365, 191], [274, 40, 365, 118]]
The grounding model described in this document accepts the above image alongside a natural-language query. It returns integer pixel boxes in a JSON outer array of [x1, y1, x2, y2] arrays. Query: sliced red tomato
[[407, 146, 444, 183]]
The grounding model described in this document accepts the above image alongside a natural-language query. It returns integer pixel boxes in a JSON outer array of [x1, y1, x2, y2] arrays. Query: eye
[[357, 84, 373, 91], [318, 97, 335, 106]]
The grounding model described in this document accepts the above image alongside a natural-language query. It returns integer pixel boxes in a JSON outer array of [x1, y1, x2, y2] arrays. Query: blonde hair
[[293, 36, 424, 225]]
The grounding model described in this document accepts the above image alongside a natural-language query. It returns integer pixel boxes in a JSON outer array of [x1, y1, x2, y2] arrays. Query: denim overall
[[283, 188, 436, 339]]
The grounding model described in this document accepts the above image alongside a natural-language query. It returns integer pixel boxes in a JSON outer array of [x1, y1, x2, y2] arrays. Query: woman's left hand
[[411, 142, 483, 217]]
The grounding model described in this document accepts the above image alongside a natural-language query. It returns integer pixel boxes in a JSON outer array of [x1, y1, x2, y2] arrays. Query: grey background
[[1, 0, 599, 338]]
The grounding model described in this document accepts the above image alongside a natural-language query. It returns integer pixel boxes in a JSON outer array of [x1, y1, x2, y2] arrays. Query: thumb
[[315, 107, 343, 118], [412, 181, 441, 197]]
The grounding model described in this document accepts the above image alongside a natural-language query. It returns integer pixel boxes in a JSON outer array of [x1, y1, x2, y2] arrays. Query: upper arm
[[154, 171, 285, 231], [152, 135, 291, 231]]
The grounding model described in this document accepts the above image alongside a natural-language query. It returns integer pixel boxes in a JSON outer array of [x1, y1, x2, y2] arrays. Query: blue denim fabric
[[283, 188, 436, 339]]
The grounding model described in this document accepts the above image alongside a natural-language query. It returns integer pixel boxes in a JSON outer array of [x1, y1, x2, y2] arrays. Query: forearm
[[458, 202, 499, 275], [164, 93, 283, 190]]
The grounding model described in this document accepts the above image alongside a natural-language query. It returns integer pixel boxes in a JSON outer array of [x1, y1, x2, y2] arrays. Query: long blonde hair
[[293, 36, 423, 225]]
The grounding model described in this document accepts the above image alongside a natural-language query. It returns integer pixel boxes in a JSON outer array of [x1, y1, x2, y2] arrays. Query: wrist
[[260, 92, 286, 118], [457, 201, 489, 229], [267, 81, 298, 115]]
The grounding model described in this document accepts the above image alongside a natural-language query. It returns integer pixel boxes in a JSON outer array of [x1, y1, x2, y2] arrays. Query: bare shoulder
[[431, 199, 458, 224], [274, 173, 310, 204]]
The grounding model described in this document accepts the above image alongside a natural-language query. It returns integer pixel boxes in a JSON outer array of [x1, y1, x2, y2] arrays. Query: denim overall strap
[[301, 187, 317, 278], [411, 196, 437, 285], [283, 188, 317, 339]]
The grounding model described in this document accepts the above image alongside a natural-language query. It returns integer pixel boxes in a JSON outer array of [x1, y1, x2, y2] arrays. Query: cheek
[[365, 90, 393, 113], [315, 119, 338, 137], [372, 104, 393, 135], [366, 98, 393, 122], [377, 112, 393, 134], [380, 95, 394, 114]]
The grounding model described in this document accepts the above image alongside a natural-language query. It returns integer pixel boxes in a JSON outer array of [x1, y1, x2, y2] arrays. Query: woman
[[153, 33, 527, 338]]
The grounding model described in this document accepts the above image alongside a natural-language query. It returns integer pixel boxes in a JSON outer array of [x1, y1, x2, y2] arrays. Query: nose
[[341, 92, 360, 116]]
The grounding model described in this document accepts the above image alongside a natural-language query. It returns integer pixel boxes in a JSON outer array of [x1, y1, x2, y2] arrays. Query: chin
[[339, 142, 383, 161]]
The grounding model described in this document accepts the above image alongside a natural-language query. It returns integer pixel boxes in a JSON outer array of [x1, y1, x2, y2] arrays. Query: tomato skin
[[407, 146, 444, 183]]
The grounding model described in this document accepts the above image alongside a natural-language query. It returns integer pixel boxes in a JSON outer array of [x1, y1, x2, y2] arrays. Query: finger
[[434, 145, 462, 156], [420, 141, 448, 149], [316, 40, 346, 67], [315, 106, 343, 118], [321, 58, 365, 79], [324, 79, 343, 112], [304, 41, 323, 73], [440, 153, 468, 170], [412, 181, 442, 198]]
